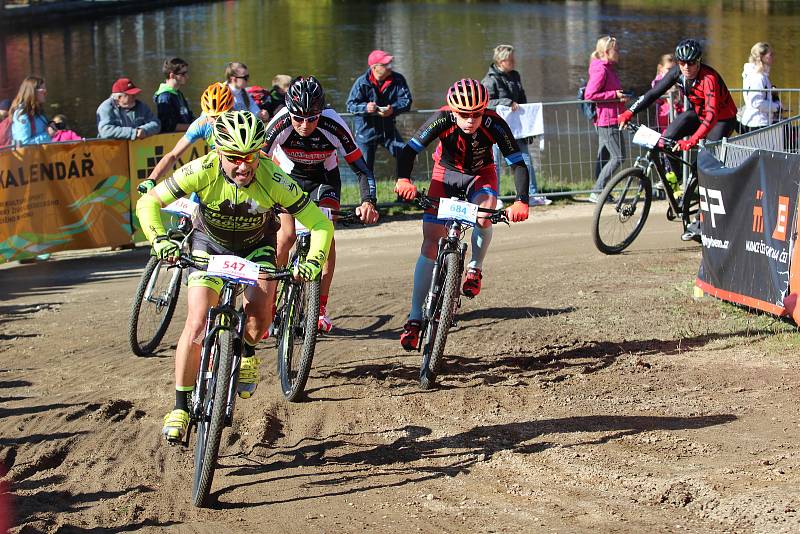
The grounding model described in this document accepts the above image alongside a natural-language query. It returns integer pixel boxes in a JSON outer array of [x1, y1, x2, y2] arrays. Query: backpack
[[577, 81, 597, 122], [0, 117, 11, 148]]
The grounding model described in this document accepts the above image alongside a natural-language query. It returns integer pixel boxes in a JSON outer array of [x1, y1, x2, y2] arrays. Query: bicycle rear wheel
[[276, 279, 320, 402], [191, 328, 234, 508], [592, 168, 652, 255], [420, 252, 460, 390], [128, 256, 181, 356]]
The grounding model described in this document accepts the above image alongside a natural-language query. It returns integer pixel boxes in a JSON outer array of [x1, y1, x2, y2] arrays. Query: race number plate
[[632, 125, 662, 148], [295, 207, 333, 233], [206, 255, 260, 285], [438, 198, 479, 225], [162, 197, 199, 217]]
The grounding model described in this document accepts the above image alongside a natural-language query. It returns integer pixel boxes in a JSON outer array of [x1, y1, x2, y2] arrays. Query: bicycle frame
[[637, 147, 694, 220]]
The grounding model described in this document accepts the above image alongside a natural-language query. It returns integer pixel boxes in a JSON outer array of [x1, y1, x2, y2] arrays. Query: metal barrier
[[707, 113, 800, 168]]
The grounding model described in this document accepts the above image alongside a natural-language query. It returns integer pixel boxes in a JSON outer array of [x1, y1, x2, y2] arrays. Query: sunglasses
[[455, 111, 484, 119], [233, 74, 250, 81], [221, 151, 259, 165], [290, 113, 320, 124], [678, 60, 698, 67]]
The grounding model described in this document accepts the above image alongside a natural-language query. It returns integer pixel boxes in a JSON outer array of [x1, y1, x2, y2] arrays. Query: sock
[[175, 386, 193, 412], [468, 224, 493, 270], [409, 255, 436, 322], [320, 294, 329, 308]]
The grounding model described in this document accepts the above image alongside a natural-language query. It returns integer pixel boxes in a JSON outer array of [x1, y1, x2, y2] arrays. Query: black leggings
[[663, 109, 738, 143]]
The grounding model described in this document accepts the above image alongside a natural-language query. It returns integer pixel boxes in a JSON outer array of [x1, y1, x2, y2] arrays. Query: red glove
[[506, 201, 529, 223], [394, 178, 417, 201], [675, 138, 697, 151], [617, 109, 633, 127]]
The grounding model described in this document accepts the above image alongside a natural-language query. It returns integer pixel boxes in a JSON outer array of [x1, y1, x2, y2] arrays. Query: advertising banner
[[0, 141, 131, 262], [696, 149, 800, 316], [128, 133, 211, 239]]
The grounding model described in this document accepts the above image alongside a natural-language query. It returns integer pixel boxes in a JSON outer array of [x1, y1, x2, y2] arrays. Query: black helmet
[[285, 76, 325, 117], [675, 39, 702, 62]]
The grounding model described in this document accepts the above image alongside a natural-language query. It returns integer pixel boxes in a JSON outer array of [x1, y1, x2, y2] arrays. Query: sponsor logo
[[773, 195, 790, 241], [745, 239, 789, 264], [699, 186, 725, 228], [701, 234, 729, 249]]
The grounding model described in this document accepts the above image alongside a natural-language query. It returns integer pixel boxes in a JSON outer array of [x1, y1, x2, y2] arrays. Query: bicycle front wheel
[[592, 168, 652, 255], [420, 252, 460, 390], [191, 328, 234, 508], [128, 256, 182, 356], [276, 279, 320, 402]]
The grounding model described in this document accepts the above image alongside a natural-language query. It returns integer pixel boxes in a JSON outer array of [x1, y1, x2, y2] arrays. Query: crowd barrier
[[0, 133, 209, 263], [698, 115, 800, 323]]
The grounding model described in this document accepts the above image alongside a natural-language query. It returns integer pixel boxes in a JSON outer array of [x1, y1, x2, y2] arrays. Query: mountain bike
[[273, 208, 358, 402], [170, 251, 292, 507], [413, 193, 508, 390], [591, 122, 701, 254], [128, 198, 197, 356]]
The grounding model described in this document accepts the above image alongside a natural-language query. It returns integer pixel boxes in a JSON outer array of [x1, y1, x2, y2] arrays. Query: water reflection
[[0, 0, 798, 139]]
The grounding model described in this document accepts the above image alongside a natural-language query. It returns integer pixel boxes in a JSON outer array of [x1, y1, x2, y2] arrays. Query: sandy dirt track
[[2, 202, 800, 533]]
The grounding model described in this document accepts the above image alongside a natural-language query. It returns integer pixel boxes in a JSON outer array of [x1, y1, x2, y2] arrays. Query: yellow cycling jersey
[[136, 152, 333, 266]]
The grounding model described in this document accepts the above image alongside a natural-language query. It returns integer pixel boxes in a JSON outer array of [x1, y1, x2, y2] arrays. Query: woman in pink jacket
[[584, 35, 628, 201]]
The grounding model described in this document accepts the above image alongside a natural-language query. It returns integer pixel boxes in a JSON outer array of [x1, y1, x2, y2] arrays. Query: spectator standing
[[154, 57, 195, 133], [740, 42, 780, 133], [0, 99, 11, 148], [10, 76, 51, 146], [0, 99, 10, 122], [346, 49, 412, 173], [483, 44, 551, 206], [47, 114, 82, 142], [584, 35, 628, 202], [96, 78, 161, 140], [262, 74, 292, 118], [652, 54, 682, 132], [225, 62, 267, 120]]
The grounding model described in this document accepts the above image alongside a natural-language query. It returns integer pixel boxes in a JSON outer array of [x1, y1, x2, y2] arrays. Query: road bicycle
[[273, 208, 358, 402], [591, 122, 701, 254], [128, 198, 197, 356], [412, 193, 508, 389], [169, 251, 292, 507]]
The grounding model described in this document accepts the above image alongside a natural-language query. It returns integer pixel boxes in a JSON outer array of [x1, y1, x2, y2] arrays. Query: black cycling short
[[291, 167, 341, 208], [187, 230, 277, 292], [664, 110, 738, 143]]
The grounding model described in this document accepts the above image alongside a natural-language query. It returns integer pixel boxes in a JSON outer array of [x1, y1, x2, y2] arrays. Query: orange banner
[[0, 141, 131, 262]]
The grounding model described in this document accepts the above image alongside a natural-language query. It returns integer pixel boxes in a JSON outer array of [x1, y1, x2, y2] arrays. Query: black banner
[[696, 149, 800, 315]]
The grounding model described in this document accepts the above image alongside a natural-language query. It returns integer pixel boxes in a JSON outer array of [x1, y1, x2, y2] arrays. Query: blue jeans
[[493, 139, 539, 198], [356, 130, 406, 173]]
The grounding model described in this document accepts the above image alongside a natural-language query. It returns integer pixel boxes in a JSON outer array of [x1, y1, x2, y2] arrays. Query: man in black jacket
[[482, 45, 551, 206], [154, 57, 195, 133]]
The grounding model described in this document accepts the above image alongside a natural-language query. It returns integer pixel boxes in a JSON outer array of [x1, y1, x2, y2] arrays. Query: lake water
[[2, 0, 799, 182]]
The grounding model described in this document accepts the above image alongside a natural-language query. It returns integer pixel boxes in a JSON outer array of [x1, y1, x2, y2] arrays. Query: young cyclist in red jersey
[[394, 79, 530, 350]]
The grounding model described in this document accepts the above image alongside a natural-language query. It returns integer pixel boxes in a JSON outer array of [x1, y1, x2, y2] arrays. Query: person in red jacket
[[618, 39, 738, 150]]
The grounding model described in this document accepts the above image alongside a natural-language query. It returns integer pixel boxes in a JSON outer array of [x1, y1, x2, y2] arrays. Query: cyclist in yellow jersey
[[136, 111, 333, 442]]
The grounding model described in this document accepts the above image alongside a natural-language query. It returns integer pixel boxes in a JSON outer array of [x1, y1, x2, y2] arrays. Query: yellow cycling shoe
[[237, 355, 261, 399], [162, 409, 190, 443]]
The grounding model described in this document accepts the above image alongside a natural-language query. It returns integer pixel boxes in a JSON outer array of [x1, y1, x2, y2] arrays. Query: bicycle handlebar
[[623, 121, 677, 151], [414, 192, 509, 225], [159, 247, 293, 281]]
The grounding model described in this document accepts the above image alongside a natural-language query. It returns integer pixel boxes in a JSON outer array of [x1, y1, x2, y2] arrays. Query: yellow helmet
[[201, 82, 234, 117], [213, 111, 266, 154]]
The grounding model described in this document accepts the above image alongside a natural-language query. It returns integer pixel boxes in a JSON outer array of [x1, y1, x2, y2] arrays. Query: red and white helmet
[[446, 79, 489, 113]]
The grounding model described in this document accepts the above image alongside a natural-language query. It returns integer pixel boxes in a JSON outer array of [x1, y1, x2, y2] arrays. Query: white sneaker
[[529, 196, 553, 206], [588, 193, 600, 203]]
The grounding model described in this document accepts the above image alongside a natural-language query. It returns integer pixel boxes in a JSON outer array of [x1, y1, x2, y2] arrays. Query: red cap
[[111, 77, 141, 95], [368, 50, 394, 67]]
